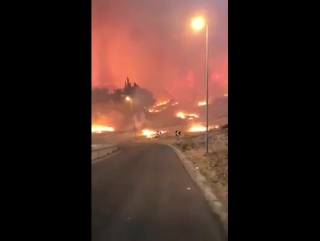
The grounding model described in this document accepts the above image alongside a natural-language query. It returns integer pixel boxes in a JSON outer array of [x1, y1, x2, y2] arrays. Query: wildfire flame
[[189, 125, 206, 132], [198, 101, 206, 106], [176, 112, 185, 119], [148, 100, 178, 113], [148, 109, 161, 113], [141, 129, 166, 138], [92, 125, 114, 133], [147, 100, 179, 113], [142, 129, 157, 138], [188, 124, 219, 132], [155, 100, 170, 107], [176, 112, 199, 119]]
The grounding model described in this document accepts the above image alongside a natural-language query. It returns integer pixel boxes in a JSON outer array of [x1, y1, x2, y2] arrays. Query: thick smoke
[[92, 0, 228, 101]]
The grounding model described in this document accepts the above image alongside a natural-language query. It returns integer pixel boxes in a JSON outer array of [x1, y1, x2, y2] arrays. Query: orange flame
[[92, 125, 114, 133], [176, 112, 186, 119], [188, 124, 218, 132], [147, 100, 178, 113], [176, 112, 199, 119], [155, 100, 170, 107], [189, 125, 206, 132], [141, 129, 166, 138]]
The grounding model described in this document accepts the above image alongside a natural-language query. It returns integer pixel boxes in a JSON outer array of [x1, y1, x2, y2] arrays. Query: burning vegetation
[[147, 99, 179, 113], [141, 129, 167, 138], [189, 125, 219, 132], [92, 125, 114, 133], [92, 77, 227, 134], [176, 112, 199, 120], [198, 101, 206, 106]]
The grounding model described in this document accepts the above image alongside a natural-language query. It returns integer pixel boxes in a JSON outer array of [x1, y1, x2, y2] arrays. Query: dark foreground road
[[92, 142, 227, 241]]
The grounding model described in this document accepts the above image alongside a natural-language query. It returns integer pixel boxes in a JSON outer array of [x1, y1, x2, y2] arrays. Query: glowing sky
[[92, 0, 228, 101]]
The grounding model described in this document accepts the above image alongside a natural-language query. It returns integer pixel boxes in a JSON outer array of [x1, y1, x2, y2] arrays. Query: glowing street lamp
[[191, 17, 206, 31], [191, 16, 209, 155], [125, 96, 137, 140]]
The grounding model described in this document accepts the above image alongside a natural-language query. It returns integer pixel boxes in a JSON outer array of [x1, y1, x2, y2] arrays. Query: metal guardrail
[[91, 144, 119, 161]]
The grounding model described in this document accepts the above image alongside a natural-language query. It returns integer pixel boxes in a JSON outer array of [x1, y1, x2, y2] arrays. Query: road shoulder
[[158, 142, 228, 233]]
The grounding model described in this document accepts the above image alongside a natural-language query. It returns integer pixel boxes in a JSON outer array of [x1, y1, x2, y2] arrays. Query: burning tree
[[92, 77, 156, 129]]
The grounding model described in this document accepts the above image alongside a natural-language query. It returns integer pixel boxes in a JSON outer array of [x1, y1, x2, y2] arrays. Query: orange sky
[[92, 0, 228, 101]]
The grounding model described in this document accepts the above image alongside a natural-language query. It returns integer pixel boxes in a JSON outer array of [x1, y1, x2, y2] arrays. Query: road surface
[[92, 142, 227, 241]]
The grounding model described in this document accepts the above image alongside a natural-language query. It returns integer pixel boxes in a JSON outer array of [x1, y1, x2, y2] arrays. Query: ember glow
[[172, 102, 179, 106], [92, 125, 114, 133], [198, 101, 207, 106], [148, 107, 165, 113]]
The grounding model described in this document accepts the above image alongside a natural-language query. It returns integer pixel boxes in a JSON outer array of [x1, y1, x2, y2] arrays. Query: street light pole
[[190, 16, 210, 154], [130, 100, 137, 140], [205, 23, 209, 155]]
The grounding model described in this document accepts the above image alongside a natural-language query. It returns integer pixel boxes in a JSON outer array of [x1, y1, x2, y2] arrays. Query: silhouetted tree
[[111, 88, 124, 104], [122, 77, 156, 110], [133, 87, 156, 109], [92, 77, 156, 114], [123, 77, 135, 96]]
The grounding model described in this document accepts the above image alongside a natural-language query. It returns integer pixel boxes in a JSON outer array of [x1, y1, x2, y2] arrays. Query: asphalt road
[[92, 142, 227, 241]]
